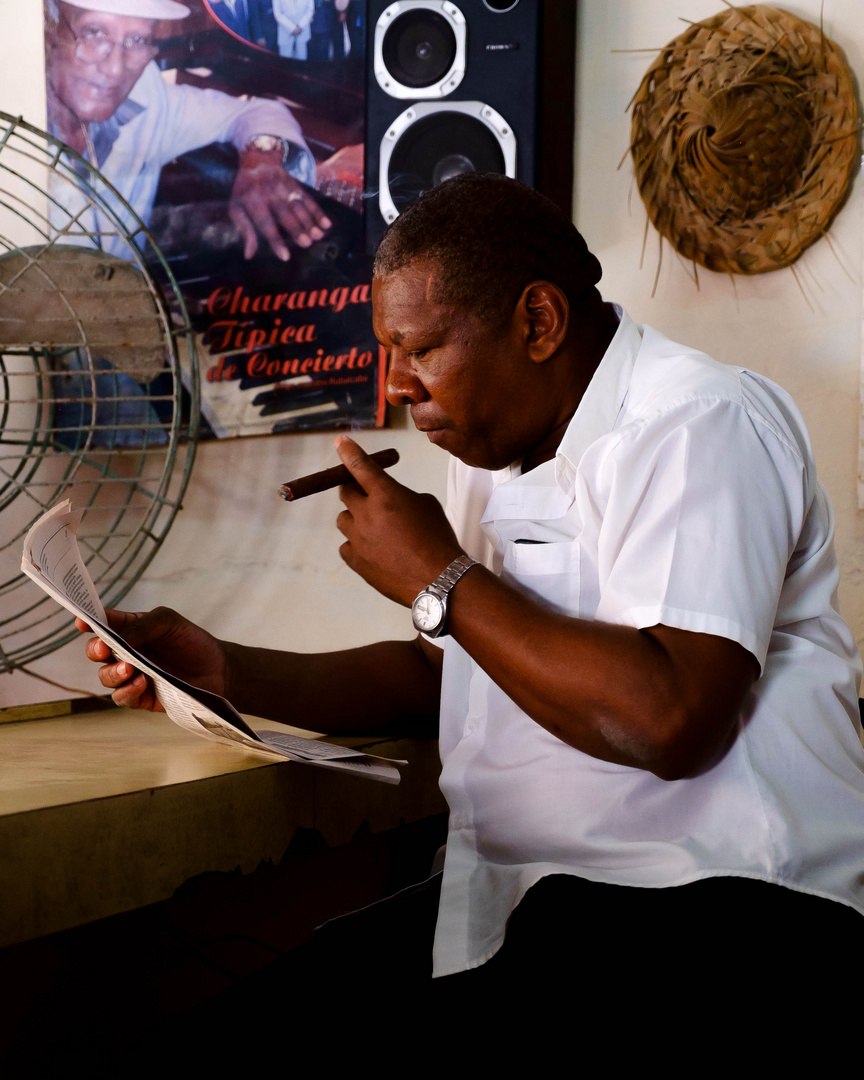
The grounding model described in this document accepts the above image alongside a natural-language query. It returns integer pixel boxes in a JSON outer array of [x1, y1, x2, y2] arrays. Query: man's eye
[[80, 28, 109, 43]]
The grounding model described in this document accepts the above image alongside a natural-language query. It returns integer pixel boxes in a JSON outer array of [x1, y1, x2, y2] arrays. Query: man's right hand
[[77, 608, 228, 712], [230, 152, 331, 263]]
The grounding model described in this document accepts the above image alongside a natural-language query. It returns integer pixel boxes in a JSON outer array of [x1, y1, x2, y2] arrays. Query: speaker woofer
[[379, 101, 517, 223], [375, 1, 467, 100]]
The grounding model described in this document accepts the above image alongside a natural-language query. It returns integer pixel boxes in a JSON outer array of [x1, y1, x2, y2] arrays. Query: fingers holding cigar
[[279, 445, 399, 501]]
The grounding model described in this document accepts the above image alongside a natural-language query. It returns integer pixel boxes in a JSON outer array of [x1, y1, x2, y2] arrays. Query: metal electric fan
[[0, 110, 199, 676]]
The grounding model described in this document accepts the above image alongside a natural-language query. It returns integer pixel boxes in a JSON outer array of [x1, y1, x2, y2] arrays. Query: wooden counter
[[0, 707, 446, 948]]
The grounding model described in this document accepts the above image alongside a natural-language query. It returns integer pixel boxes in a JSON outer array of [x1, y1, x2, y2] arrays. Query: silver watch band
[[431, 554, 478, 595], [412, 555, 478, 638]]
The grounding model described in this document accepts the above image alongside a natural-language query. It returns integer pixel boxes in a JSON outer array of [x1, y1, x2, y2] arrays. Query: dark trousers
[[148, 873, 861, 1068]]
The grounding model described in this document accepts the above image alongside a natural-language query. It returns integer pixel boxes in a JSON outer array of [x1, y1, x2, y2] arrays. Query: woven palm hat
[[629, 4, 858, 275]]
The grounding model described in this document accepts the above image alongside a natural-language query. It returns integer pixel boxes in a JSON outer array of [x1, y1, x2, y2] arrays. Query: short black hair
[[373, 173, 602, 324]]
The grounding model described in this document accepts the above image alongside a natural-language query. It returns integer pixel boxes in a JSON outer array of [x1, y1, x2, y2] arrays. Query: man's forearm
[[445, 566, 757, 780], [221, 637, 442, 738]]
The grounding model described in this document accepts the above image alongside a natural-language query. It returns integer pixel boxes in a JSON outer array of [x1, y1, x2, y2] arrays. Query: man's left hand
[[335, 437, 464, 606], [230, 148, 332, 261]]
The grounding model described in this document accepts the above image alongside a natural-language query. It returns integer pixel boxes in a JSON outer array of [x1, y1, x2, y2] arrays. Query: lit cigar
[[278, 448, 400, 501]]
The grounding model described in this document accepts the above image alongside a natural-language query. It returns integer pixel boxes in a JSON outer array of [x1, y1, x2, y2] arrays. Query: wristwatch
[[241, 134, 289, 163], [411, 554, 478, 638]]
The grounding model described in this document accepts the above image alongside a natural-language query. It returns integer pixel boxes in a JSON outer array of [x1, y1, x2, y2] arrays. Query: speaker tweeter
[[374, 1, 467, 99]]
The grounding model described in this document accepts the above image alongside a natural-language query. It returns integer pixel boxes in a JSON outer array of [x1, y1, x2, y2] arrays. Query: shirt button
[[452, 813, 465, 830], [465, 717, 478, 735]]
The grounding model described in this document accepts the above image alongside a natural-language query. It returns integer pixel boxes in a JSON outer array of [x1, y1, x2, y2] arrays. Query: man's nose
[[385, 351, 428, 407], [96, 42, 126, 78]]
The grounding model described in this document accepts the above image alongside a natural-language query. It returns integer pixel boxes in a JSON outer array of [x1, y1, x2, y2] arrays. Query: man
[[82, 174, 864, 1025], [46, 0, 330, 261], [209, 0, 275, 50], [273, 0, 314, 59]]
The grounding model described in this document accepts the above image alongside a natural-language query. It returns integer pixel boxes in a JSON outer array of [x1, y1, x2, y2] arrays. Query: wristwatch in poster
[[411, 554, 478, 638], [241, 134, 289, 163]]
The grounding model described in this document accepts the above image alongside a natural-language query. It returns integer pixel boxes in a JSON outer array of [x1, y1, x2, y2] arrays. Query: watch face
[[245, 135, 285, 158], [412, 591, 445, 632]]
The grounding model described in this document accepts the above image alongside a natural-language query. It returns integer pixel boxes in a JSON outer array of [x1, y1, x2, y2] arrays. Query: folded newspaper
[[22, 501, 405, 784]]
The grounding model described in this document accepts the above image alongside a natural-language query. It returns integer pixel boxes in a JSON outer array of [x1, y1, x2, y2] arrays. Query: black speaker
[[364, 0, 576, 252]]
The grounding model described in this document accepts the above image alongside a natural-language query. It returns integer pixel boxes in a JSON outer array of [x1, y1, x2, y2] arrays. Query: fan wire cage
[[0, 109, 199, 677]]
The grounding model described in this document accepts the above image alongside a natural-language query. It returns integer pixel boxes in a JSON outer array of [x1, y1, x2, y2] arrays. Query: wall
[[3, 0, 864, 707]]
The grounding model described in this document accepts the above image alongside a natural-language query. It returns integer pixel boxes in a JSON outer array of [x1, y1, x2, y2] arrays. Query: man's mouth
[[81, 81, 119, 95], [410, 407, 447, 433], [74, 76, 124, 101], [412, 417, 448, 444]]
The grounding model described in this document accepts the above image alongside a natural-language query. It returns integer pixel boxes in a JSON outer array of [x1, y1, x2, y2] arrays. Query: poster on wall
[[43, 0, 383, 439]]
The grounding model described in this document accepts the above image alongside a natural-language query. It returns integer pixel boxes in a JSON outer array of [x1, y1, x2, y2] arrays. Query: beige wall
[[4, 0, 864, 707]]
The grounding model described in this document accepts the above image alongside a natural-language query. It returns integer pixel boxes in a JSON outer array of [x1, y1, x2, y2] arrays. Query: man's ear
[[516, 281, 569, 364]]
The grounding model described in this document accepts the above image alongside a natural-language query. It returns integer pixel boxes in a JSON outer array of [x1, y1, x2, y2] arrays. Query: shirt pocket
[[501, 539, 580, 616]]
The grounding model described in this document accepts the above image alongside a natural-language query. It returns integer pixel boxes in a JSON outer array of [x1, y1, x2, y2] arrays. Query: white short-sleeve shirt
[[432, 308, 864, 977]]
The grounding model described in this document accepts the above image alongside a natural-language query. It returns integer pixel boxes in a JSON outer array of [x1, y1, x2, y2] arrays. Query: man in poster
[[273, 0, 314, 58], [208, 0, 276, 49], [45, 0, 331, 262]]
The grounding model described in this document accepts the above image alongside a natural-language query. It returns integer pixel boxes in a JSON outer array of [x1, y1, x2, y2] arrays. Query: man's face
[[48, 7, 156, 124], [373, 259, 552, 471]]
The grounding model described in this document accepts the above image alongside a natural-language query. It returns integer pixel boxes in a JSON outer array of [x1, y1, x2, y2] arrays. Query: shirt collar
[[553, 305, 641, 494], [479, 307, 642, 526], [89, 97, 145, 169]]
